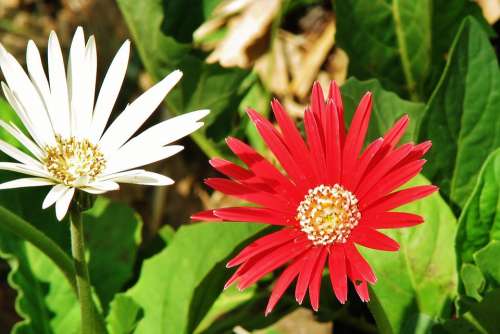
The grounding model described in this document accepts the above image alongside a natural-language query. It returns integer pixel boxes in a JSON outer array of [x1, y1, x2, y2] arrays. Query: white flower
[[0, 27, 209, 220]]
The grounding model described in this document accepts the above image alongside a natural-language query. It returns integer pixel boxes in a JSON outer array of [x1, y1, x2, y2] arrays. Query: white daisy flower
[[0, 27, 209, 220]]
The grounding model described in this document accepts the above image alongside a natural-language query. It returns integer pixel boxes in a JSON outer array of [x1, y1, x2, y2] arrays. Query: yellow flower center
[[43, 135, 106, 186], [297, 184, 361, 245]]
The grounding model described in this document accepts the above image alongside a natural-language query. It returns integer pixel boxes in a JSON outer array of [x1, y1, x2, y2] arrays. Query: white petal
[[2, 81, 45, 148], [106, 170, 174, 186], [42, 184, 68, 209], [0, 120, 44, 159], [117, 109, 209, 154], [0, 44, 55, 145], [55, 187, 75, 221], [0, 177, 53, 190], [103, 145, 183, 175], [0, 139, 43, 167], [48, 31, 70, 137], [0, 162, 51, 178], [81, 180, 119, 194], [77, 36, 97, 138], [99, 70, 183, 153], [68, 27, 86, 137], [89, 40, 130, 142], [26, 40, 52, 116]]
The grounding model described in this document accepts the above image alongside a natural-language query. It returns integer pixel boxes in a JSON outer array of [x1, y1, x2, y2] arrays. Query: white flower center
[[43, 135, 106, 186], [297, 184, 361, 245]]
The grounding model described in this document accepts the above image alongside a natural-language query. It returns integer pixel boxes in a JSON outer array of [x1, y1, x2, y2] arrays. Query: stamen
[[296, 184, 361, 245], [43, 135, 106, 186]]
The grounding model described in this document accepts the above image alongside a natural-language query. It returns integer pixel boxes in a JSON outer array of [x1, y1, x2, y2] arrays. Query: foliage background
[[0, 0, 499, 333]]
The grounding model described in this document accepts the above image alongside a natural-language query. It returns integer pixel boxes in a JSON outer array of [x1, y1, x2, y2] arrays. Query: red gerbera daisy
[[192, 81, 437, 314]]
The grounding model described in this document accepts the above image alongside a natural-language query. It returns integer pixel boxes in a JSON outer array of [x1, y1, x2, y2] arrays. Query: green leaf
[[0, 228, 54, 334], [474, 241, 500, 287], [85, 198, 142, 311], [336, 0, 490, 100], [194, 285, 257, 333], [336, 0, 432, 100], [460, 264, 485, 302], [341, 78, 425, 143], [455, 148, 500, 294], [0, 191, 142, 333], [362, 175, 457, 334], [418, 18, 500, 208], [106, 294, 143, 334], [124, 222, 263, 334], [116, 0, 251, 157], [438, 288, 500, 334]]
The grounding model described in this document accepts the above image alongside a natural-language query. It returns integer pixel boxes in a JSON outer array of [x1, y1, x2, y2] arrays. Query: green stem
[[70, 209, 94, 334], [0, 206, 77, 289]]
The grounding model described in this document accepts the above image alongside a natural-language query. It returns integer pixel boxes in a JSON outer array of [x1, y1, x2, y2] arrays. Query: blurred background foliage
[[0, 0, 499, 333]]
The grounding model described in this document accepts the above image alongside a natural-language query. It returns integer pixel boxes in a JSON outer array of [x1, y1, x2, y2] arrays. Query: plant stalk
[[70, 208, 94, 334]]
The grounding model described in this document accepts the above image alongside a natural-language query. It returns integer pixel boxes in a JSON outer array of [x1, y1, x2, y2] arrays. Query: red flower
[[192, 82, 436, 314]]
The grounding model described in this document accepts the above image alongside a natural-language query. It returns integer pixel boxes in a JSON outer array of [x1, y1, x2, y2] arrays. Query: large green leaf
[[116, 0, 251, 157], [85, 198, 142, 311], [436, 288, 500, 334], [0, 227, 54, 334], [0, 192, 142, 333], [124, 222, 263, 334], [418, 18, 500, 209], [455, 149, 500, 305], [106, 294, 143, 334], [341, 78, 425, 143], [335, 0, 489, 100], [362, 175, 457, 334]]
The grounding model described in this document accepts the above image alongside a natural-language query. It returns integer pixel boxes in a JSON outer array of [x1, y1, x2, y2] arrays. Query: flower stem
[[70, 208, 94, 334]]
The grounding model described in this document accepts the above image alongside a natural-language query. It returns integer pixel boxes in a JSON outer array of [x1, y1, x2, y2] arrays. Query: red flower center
[[296, 184, 361, 245]]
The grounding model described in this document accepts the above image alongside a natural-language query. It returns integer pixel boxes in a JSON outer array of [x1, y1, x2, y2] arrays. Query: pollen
[[297, 184, 361, 245], [43, 135, 106, 186]]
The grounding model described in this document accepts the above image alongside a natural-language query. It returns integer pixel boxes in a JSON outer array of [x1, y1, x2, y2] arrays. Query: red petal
[[295, 247, 322, 304], [308, 248, 328, 311], [324, 100, 342, 184], [214, 207, 291, 226], [342, 92, 373, 182], [271, 99, 316, 182], [328, 81, 346, 145], [362, 212, 424, 229], [205, 178, 294, 214], [209, 158, 254, 180], [352, 227, 400, 251], [225, 259, 254, 289], [329, 245, 348, 303], [225, 137, 298, 198], [191, 209, 220, 221], [344, 243, 377, 284], [311, 81, 326, 127], [346, 261, 370, 302], [382, 115, 409, 150], [361, 159, 425, 207], [227, 229, 300, 268], [363, 185, 438, 213], [237, 238, 311, 290], [355, 143, 413, 199], [345, 138, 383, 190], [392, 140, 432, 171], [304, 109, 327, 183], [265, 256, 304, 315], [251, 117, 310, 193]]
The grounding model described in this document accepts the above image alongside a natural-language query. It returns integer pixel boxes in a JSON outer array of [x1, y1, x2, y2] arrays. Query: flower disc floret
[[43, 135, 106, 185], [297, 184, 361, 245]]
